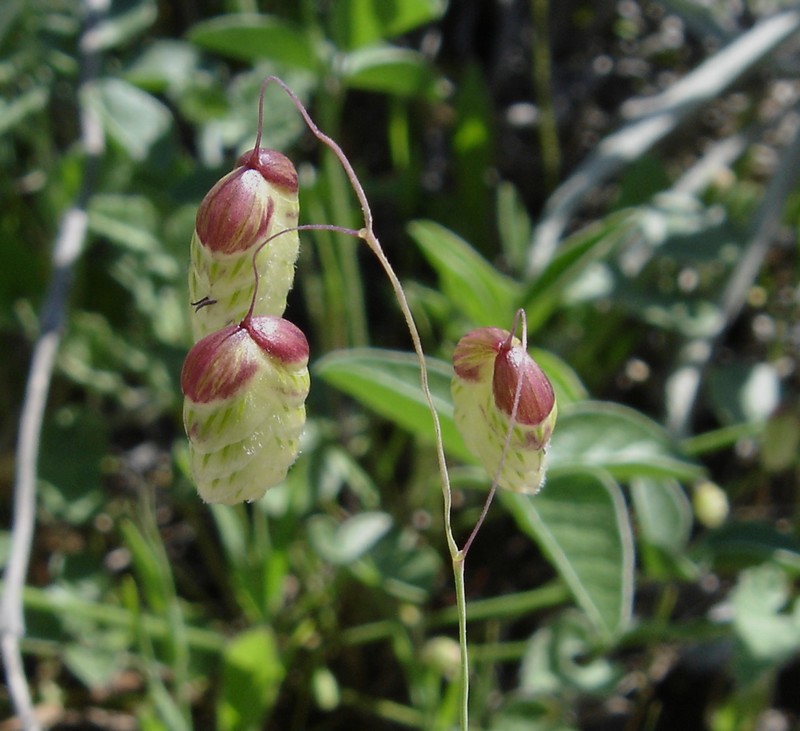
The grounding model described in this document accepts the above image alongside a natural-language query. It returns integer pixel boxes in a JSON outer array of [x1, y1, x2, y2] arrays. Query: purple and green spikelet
[[181, 315, 310, 504], [188, 148, 300, 341], [451, 326, 557, 494]]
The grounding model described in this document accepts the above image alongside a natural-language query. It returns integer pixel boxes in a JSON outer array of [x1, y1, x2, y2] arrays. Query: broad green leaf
[[497, 181, 533, 273], [523, 210, 636, 333], [188, 15, 318, 70], [708, 361, 780, 425], [520, 612, 621, 694], [0, 86, 48, 137], [89, 194, 161, 253], [120, 519, 168, 615], [39, 408, 107, 525], [502, 470, 635, 640], [84, 78, 171, 161], [694, 521, 800, 572], [341, 46, 437, 96], [307, 511, 393, 565], [630, 477, 693, 554], [218, 627, 285, 731], [330, 0, 446, 50], [731, 563, 800, 684], [408, 220, 521, 327], [549, 401, 703, 481], [315, 348, 471, 461], [125, 40, 200, 92], [83, 0, 157, 51], [362, 529, 442, 603]]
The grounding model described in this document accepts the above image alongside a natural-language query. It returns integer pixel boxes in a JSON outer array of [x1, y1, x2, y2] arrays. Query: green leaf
[[731, 563, 800, 684], [0, 86, 48, 137], [83, 0, 157, 51], [341, 46, 437, 96], [694, 521, 800, 572], [364, 529, 442, 603], [307, 511, 394, 565], [218, 627, 285, 731], [549, 401, 703, 482], [519, 612, 621, 695], [188, 15, 318, 70], [125, 40, 200, 93], [630, 477, 693, 554], [120, 519, 168, 615], [64, 642, 127, 691], [330, 0, 446, 50], [84, 78, 171, 161], [497, 181, 533, 273], [38, 408, 107, 525], [502, 470, 635, 640], [408, 220, 521, 327], [522, 211, 636, 333], [315, 348, 471, 461]]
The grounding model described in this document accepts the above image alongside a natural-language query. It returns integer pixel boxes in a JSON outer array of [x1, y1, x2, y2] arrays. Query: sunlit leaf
[[502, 470, 635, 640], [408, 220, 521, 327], [330, 0, 446, 50], [549, 401, 703, 481], [315, 348, 470, 460], [307, 511, 393, 565], [523, 211, 636, 333], [84, 78, 171, 160], [630, 477, 693, 553], [341, 46, 437, 96], [218, 627, 285, 731], [188, 15, 318, 70]]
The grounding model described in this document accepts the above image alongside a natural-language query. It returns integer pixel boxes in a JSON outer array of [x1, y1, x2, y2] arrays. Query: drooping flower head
[[181, 315, 310, 504], [451, 325, 557, 494]]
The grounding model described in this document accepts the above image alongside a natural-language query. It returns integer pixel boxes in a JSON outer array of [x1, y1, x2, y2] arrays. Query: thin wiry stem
[[257, 75, 459, 557], [262, 78, 534, 731], [0, 2, 106, 727]]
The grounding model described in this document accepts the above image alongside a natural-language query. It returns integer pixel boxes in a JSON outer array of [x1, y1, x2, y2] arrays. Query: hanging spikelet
[[451, 326, 557, 494], [188, 148, 300, 342], [181, 315, 310, 505]]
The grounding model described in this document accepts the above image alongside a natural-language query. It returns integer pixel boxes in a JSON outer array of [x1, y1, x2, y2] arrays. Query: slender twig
[[0, 2, 105, 727]]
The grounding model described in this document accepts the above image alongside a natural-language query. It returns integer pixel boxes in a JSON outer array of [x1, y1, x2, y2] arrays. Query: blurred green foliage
[[1, 0, 799, 729]]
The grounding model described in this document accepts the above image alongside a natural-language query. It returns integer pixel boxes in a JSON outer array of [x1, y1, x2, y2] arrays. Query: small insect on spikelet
[[188, 147, 300, 341], [451, 324, 557, 494], [181, 314, 310, 504]]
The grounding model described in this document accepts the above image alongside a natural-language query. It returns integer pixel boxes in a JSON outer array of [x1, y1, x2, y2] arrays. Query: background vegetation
[[2, 1, 800, 729]]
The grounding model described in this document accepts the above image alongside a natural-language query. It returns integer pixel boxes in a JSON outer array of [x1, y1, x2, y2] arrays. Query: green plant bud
[[692, 480, 729, 529], [181, 315, 310, 504], [188, 148, 300, 341], [451, 327, 557, 494]]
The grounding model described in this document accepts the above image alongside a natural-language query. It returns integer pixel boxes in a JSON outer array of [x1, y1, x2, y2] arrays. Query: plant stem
[[262, 77, 541, 731], [452, 554, 470, 730]]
